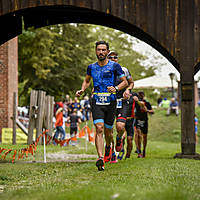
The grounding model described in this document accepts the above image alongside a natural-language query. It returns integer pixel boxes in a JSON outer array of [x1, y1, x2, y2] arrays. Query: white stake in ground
[[43, 133, 47, 163], [85, 121, 88, 152]]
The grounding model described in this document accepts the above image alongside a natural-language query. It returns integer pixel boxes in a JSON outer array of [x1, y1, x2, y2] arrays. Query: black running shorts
[[125, 118, 136, 137], [135, 119, 148, 134], [91, 98, 117, 129], [116, 99, 129, 123]]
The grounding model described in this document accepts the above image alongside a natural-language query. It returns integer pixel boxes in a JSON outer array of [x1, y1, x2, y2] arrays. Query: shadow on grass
[[0, 160, 13, 164]]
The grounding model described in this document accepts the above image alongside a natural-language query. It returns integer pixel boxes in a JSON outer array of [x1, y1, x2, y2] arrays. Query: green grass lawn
[[0, 108, 200, 200]]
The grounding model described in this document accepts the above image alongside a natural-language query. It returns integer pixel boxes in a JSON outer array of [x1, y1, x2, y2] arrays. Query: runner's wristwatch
[[115, 86, 119, 91]]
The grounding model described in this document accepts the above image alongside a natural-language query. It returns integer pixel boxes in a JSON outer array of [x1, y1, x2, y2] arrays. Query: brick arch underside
[[0, 5, 179, 72]]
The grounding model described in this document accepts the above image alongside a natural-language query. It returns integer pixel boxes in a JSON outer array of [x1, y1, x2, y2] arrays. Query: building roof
[[134, 75, 178, 89]]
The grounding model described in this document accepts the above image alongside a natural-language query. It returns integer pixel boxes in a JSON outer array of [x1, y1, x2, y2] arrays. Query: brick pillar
[[0, 38, 18, 143]]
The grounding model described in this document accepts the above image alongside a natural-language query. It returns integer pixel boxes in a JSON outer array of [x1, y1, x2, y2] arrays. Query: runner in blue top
[[76, 41, 128, 171]]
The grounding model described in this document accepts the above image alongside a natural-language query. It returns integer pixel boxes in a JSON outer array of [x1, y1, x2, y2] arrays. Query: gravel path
[[44, 151, 97, 163]]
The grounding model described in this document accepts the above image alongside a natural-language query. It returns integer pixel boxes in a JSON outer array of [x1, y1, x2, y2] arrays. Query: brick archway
[[0, 0, 199, 157]]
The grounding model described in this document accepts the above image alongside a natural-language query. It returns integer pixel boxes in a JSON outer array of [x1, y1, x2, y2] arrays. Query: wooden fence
[[27, 90, 54, 145], [12, 90, 54, 145]]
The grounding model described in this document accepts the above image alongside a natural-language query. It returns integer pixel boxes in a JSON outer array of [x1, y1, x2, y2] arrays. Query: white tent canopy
[[134, 75, 178, 89]]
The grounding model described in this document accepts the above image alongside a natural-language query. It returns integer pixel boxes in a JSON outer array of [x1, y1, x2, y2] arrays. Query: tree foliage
[[18, 24, 156, 105], [18, 24, 95, 104]]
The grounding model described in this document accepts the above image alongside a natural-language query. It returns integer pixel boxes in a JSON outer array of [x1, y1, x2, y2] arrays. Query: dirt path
[[44, 151, 97, 163]]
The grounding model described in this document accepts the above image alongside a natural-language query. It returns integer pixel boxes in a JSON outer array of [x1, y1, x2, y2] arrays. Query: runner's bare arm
[[107, 76, 128, 93], [133, 96, 147, 111], [76, 75, 91, 97], [118, 76, 128, 90], [147, 108, 154, 114], [123, 77, 134, 99], [127, 77, 134, 90]]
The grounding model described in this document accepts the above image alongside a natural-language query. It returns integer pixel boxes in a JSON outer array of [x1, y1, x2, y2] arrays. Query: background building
[[0, 38, 18, 143]]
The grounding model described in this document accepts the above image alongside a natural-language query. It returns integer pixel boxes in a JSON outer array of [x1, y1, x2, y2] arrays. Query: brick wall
[[0, 38, 18, 143]]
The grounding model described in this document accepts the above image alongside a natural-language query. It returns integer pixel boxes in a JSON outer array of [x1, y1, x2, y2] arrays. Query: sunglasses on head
[[108, 56, 118, 59]]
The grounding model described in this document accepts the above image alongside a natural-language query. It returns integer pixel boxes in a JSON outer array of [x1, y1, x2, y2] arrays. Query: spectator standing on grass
[[53, 102, 66, 142], [71, 97, 81, 112], [161, 97, 170, 108], [63, 94, 70, 117], [67, 98, 73, 115], [134, 91, 154, 158], [80, 96, 86, 121], [66, 109, 82, 139], [83, 95, 91, 121], [157, 95, 163, 107]]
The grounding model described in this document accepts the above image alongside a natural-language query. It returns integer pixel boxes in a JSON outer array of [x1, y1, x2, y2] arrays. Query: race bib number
[[117, 98, 122, 108], [96, 93, 111, 105]]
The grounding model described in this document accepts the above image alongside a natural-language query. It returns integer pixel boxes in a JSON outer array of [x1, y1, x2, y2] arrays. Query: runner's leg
[[135, 128, 142, 157], [125, 118, 135, 158], [104, 127, 113, 147], [126, 136, 133, 158], [115, 102, 127, 151], [135, 128, 140, 152], [104, 101, 117, 162], [116, 122, 126, 137], [95, 122, 104, 158], [91, 98, 105, 158], [142, 133, 147, 157], [111, 129, 115, 152]]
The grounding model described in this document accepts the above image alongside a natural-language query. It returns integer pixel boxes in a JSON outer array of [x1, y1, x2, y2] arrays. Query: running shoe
[[115, 136, 123, 152], [125, 154, 130, 160], [135, 149, 139, 154], [104, 145, 112, 163], [117, 148, 125, 160], [110, 152, 118, 163], [137, 153, 143, 158], [96, 157, 104, 171]]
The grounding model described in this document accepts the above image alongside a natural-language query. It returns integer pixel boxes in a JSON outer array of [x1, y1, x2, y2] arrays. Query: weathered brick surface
[[0, 38, 18, 143]]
